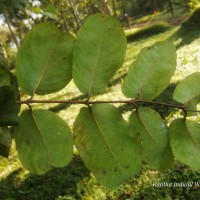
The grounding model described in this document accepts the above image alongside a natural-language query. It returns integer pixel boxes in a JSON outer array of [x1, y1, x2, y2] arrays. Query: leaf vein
[[137, 112, 161, 152], [91, 109, 126, 179], [30, 112, 52, 167], [32, 36, 60, 96], [88, 22, 105, 96]]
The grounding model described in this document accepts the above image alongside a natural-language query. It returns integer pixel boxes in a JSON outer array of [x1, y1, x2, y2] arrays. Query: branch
[[16, 98, 199, 111], [134, 99, 183, 109], [3, 10, 19, 51], [17, 99, 133, 105], [16, 97, 200, 113]]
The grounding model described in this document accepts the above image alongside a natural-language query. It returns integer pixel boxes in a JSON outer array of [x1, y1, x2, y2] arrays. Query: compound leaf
[[15, 109, 74, 174], [169, 119, 200, 169], [73, 14, 126, 95], [73, 104, 141, 187], [16, 23, 75, 95], [173, 72, 200, 115], [0, 127, 12, 158], [129, 107, 174, 171], [122, 40, 176, 100], [0, 86, 18, 126]]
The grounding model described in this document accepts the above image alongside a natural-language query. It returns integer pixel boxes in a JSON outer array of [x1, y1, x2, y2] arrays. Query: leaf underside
[[73, 104, 141, 187], [173, 72, 200, 116], [73, 14, 127, 95], [16, 23, 75, 95], [169, 119, 200, 169], [15, 109, 74, 174], [122, 40, 176, 100], [129, 107, 174, 171]]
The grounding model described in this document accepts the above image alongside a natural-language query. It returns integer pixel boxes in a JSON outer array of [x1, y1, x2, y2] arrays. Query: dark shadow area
[[0, 156, 89, 200], [171, 7, 200, 49], [127, 163, 200, 200], [108, 73, 127, 88], [126, 22, 171, 43]]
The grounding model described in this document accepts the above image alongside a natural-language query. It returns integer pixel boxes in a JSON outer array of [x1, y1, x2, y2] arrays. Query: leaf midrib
[[137, 112, 162, 152], [137, 68, 153, 98], [136, 49, 173, 98], [88, 21, 105, 96], [135, 49, 160, 98], [30, 111, 52, 167], [91, 109, 126, 179], [32, 36, 60, 96]]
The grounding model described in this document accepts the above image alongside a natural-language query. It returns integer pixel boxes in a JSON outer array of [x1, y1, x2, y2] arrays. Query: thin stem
[[17, 99, 131, 105], [134, 99, 183, 109], [16, 98, 200, 113], [16, 98, 181, 108], [27, 103, 32, 112], [4, 10, 19, 51]]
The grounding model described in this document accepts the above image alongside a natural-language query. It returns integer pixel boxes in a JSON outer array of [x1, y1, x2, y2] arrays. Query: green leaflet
[[0, 86, 19, 126], [15, 109, 74, 174], [173, 72, 200, 115], [0, 127, 12, 158], [73, 104, 141, 187], [129, 107, 174, 171], [169, 119, 200, 169], [16, 23, 75, 95], [122, 40, 176, 100], [73, 14, 127, 95]]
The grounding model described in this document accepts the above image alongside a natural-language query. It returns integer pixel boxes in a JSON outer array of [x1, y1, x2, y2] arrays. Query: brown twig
[[4, 10, 19, 51], [15, 98, 199, 112]]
